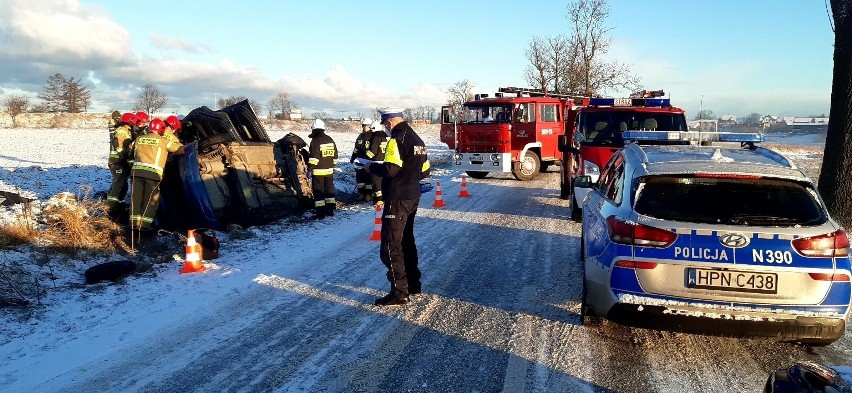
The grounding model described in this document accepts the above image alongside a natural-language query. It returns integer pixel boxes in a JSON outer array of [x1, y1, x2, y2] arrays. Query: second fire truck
[[441, 87, 688, 219]]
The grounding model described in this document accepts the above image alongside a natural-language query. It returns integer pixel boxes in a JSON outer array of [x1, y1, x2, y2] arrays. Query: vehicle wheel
[[512, 151, 540, 181], [466, 171, 488, 179], [570, 193, 582, 221]]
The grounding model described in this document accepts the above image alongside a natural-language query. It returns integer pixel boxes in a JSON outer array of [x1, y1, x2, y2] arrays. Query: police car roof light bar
[[622, 131, 765, 143], [588, 97, 671, 107]]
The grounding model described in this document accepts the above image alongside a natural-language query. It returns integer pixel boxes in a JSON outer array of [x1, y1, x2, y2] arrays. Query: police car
[[578, 131, 850, 345]]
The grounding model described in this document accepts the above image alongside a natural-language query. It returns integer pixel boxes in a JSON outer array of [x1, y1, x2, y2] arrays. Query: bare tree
[[216, 95, 246, 109], [250, 99, 263, 115], [446, 79, 475, 118], [267, 92, 296, 120], [135, 84, 168, 114], [64, 77, 91, 113], [37, 73, 67, 113], [818, 0, 852, 227], [36, 73, 92, 113], [312, 111, 329, 120], [567, 0, 640, 96], [2, 95, 30, 116], [523, 36, 552, 91]]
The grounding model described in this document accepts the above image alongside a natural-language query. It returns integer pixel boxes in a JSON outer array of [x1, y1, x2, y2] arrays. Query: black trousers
[[311, 174, 336, 214], [130, 176, 160, 231], [370, 174, 383, 203], [355, 168, 370, 194], [380, 199, 421, 297], [107, 162, 129, 209]]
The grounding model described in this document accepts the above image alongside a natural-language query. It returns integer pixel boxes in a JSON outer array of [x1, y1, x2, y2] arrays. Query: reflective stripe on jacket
[[308, 130, 337, 176], [369, 121, 430, 201], [131, 132, 182, 178], [108, 124, 134, 164]]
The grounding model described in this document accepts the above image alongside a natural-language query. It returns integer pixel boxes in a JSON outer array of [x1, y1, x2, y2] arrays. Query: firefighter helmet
[[311, 118, 325, 130], [120, 112, 136, 124], [370, 120, 383, 132], [361, 117, 373, 126], [135, 111, 149, 126], [164, 115, 181, 131], [149, 118, 166, 135]]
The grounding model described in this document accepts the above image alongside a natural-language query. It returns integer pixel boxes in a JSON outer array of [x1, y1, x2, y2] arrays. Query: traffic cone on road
[[180, 229, 206, 274], [432, 181, 446, 207], [459, 174, 471, 197], [369, 203, 383, 241]]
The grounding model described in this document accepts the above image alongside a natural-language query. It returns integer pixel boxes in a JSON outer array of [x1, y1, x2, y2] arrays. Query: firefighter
[[108, 110, 121, 136], [364, 108, 431, 306], [128, 118, 184, 234], [133, 111, 150, 138], [350, 118, 373, 201], [307, 118, 338, 218], [367, 120, 387, 204], [106, 112, 136, 219], [163, 115, 182, 146]]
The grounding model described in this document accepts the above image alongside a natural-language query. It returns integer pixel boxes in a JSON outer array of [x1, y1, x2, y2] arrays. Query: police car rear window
[[634, 176, 826, 226]]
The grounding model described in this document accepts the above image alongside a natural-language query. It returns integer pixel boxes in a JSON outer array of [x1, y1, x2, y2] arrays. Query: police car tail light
[[808, 272, 851, 282], [614, 260, 658, 269], [606, 216, 677, 248], [792, 229, 849, 258]]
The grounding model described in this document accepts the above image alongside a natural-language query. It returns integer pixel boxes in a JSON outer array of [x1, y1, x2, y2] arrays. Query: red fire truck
[[557, 90, 688, 220], [440, 87, 586, 181]]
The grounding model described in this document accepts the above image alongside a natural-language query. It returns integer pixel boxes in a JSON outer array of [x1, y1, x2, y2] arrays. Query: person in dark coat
[[366, 120, 388, 204], [351, 118, 373, 201], [307, 118, 338, 218], [364, 108, 431, 306]]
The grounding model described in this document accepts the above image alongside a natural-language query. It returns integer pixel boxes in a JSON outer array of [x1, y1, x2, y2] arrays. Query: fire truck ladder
[[497, 86, 581, 99]]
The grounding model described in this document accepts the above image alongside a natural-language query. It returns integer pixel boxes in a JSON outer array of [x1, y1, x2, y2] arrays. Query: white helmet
[[311, 118, 325, 130], [370, 120, 383, 132], [361, 117, 373, 126]]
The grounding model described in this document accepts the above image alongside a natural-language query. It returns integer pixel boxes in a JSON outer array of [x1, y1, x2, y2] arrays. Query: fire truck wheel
[[465, 171, 488, 179], [513, 151, 540, 181]]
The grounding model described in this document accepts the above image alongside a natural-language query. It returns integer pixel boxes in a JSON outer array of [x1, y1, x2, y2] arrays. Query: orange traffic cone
[[432, 181, 446, 207], [459, 174, 471, 197], [369, 203, 383, 241], [180, 229, 206, 274]]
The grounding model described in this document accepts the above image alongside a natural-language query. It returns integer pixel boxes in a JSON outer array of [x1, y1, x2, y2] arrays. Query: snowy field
[[0, 128, 844, 392]]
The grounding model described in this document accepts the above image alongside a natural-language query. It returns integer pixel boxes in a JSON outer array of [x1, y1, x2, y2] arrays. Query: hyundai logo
[[719, 233, 750, 248]]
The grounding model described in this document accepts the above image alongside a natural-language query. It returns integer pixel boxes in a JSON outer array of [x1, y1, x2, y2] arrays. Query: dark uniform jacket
[[308, 129, 338, 176], [366, 131, 387, 161], [108, 123, 134, 165], [368, 122, 430, 201], [350, 131, 371, 163]]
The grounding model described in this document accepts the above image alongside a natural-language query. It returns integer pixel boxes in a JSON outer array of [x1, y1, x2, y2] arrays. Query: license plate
[[686, 268, 778, 294]]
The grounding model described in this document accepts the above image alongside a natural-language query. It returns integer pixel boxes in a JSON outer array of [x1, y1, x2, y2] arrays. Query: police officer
[[364, 108, 430, 306], [129, 118, 184, 234], [350, 118, 373, 201], [307, 118, 338, 218], [366, 120, 387, 204], [106, 112, 136, 219]]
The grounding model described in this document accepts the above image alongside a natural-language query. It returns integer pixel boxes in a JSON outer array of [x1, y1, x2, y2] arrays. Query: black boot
[[374, 293, 409, 306]]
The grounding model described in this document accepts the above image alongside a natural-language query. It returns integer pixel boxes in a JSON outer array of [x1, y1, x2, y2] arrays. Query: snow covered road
[[21, 171, 852, 392], [1, 127, 849, 392]]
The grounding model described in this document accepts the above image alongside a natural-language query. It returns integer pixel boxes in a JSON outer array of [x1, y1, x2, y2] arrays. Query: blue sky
[[0, 0, 836, 118]]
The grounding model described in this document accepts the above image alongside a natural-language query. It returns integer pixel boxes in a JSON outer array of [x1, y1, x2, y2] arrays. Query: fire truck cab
[[557, 90, 688, 220], [441, 87, 585, 181]]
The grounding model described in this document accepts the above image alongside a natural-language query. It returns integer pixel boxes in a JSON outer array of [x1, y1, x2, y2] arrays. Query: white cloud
[[0, 0, 129, 63], [149, 32, 213, 54]]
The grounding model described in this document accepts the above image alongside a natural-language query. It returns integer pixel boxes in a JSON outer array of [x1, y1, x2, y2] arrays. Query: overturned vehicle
[[157, 100, 313, 231]]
